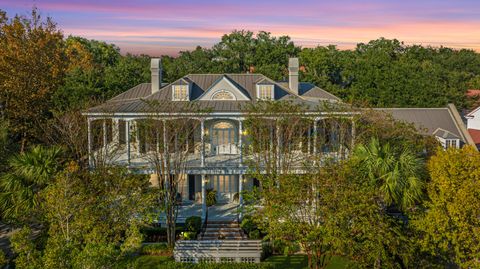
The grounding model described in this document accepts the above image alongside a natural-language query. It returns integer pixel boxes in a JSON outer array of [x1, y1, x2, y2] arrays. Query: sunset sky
[[1, 0, 480, 56]]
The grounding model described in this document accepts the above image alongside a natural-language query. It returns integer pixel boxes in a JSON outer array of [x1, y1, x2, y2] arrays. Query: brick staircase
[[199, 220, 247, 240]]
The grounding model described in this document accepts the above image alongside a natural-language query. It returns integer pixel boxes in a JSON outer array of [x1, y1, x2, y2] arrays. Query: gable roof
[[433, 128, 460, 139], [86, 73, 341, 114], [196, 75, 251, 101]]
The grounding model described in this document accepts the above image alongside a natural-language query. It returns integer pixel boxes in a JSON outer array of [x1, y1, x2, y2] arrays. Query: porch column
[[112, 119, 119, 144], [238, 120, 243, 166], [351, 119, 356, 149], [126, 120, 131, 165], [135, 121, 141, 155], [87, 118, 93, 168], [313, 119, 318, 155], [200, 119, 205, 167], [239, 174, 243, 219], [200, 119, 206, 219], [201, 174, 206, 220], [276, 120, 281, 172], [103, 119, 108, 154]]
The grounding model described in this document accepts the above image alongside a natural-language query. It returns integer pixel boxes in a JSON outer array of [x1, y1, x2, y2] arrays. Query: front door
[[211, 121, 237, 154], [208, 175, 238, 203]]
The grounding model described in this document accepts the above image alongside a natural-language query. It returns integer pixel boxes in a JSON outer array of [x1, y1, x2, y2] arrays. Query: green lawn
[[264, 255, 354, 269]]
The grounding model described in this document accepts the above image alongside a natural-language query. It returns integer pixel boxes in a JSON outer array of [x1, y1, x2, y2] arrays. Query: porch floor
[[158, 203, 239, 224]]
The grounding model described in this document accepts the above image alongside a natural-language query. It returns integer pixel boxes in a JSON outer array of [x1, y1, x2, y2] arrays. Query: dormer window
[[257, 84, 274, 100], [172, 85, 189, 101], [445, 139, 459, 149]]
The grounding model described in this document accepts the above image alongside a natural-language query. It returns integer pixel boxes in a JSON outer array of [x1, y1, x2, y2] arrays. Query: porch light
[[242, 129, 248, 136]]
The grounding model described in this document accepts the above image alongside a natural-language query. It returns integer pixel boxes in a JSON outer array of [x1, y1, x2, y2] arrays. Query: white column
[[135, 121, 141, 154], [87, 118, 93, 168], [126, 121, 131, 165], [112, 119, 119, 144], [200, 119, 205, 167], [201, 174, 206, 220], [239, 174, 243, 209], [103, 119, 108, 154], [351, 119, 356, 149], [238, 120, 243, 166], [276, 121, 281, 172], [313, 119, 318, 155]]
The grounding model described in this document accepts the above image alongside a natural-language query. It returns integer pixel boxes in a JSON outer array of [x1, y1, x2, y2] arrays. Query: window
[[212, 90, 235, 100], [445, 139, 458, 149], [257, 84, 274, 100], [172, 85, 189, 101]]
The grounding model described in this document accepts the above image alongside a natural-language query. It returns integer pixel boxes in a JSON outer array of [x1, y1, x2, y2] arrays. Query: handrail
[[199, 206, 208, 239]]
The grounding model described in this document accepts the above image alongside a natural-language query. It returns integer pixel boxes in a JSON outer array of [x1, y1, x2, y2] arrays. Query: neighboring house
[[377, 105, 474, 150], [83, 57, 475, 220], [465, 105, 480, 149]]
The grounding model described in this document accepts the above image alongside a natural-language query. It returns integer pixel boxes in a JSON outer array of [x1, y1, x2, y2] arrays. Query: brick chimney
[[288, 57, 299, 95], [150, 58, 162, 94]]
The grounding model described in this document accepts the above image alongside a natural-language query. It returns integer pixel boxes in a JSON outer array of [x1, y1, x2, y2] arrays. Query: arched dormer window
[[211, 90, 236, 100]]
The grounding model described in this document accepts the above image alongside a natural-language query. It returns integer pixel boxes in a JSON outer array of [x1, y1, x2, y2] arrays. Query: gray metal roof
[[87, 73, 340, 113], [433, 128, 460, 139], [376, 107, 468, 143]]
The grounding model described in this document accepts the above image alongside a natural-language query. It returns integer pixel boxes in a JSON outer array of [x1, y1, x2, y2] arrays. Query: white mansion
[[84, 57, 474, 221]]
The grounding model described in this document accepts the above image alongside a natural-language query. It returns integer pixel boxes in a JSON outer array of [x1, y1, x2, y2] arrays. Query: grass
[[264, 255, 354, 269]]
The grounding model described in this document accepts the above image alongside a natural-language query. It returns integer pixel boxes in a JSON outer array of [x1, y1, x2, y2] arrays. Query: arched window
[[211, 90, 235, 100]]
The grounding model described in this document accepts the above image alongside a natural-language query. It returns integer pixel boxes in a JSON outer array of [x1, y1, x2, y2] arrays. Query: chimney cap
[[288, 57, 299, 71], [151, 58, 161, 69]]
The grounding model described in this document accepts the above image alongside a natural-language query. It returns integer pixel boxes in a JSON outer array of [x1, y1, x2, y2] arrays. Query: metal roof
[[87, 73, 340, 113]]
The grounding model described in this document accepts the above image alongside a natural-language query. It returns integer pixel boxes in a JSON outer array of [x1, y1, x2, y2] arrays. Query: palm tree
[[353, 138, 424, 210], [0, 145, 63, 221]]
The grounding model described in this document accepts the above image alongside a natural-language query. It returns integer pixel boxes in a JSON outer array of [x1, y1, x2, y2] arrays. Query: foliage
[[11, 165, 155, 268], [140, 243, 172, 256], [240, 215, 258, 235], [140, 226, 185, 243], [185, 216, 202, 234], [0, 8, 67, 150], [0, 145, 63, 222], [206, 188, 217, 207], [0, 249, 6, 268], [352, 138, 425, 210], [413, 146, 480, 267], [10, 226, 42, 269]]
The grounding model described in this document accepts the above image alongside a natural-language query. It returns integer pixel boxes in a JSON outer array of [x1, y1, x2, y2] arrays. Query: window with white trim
[[257, 84, 274, 100], [445, 139, 458, 149], [172, 85, 189, 101]]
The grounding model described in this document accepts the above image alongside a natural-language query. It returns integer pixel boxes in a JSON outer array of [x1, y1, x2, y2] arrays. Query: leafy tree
[[0, 8, 66, 150], [0, 145, 63, 222], [413, 146, 480, 267], [353, 138, 425, 211], [10, 226, 42, 269]]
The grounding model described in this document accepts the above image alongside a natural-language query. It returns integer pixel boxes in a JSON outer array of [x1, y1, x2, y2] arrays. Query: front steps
[[199, 220, 247, 240]]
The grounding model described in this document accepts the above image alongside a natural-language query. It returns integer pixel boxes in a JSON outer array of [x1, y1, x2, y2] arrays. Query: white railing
[[174, 240, 262, 263], [215, 144, 239, 155]]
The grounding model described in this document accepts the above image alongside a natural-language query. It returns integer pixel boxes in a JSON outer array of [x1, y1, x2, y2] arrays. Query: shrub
[[180, 231, 197, 240], [141, 243, 172, 256], [141, 226, 185, 242], [0, 249, 7, 268], [248, 230, 260, 240], [141, 261, 274, 269], [185, 216, 202, 234], [240, 216, 257, 234], [206, 188, 217, 206]]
